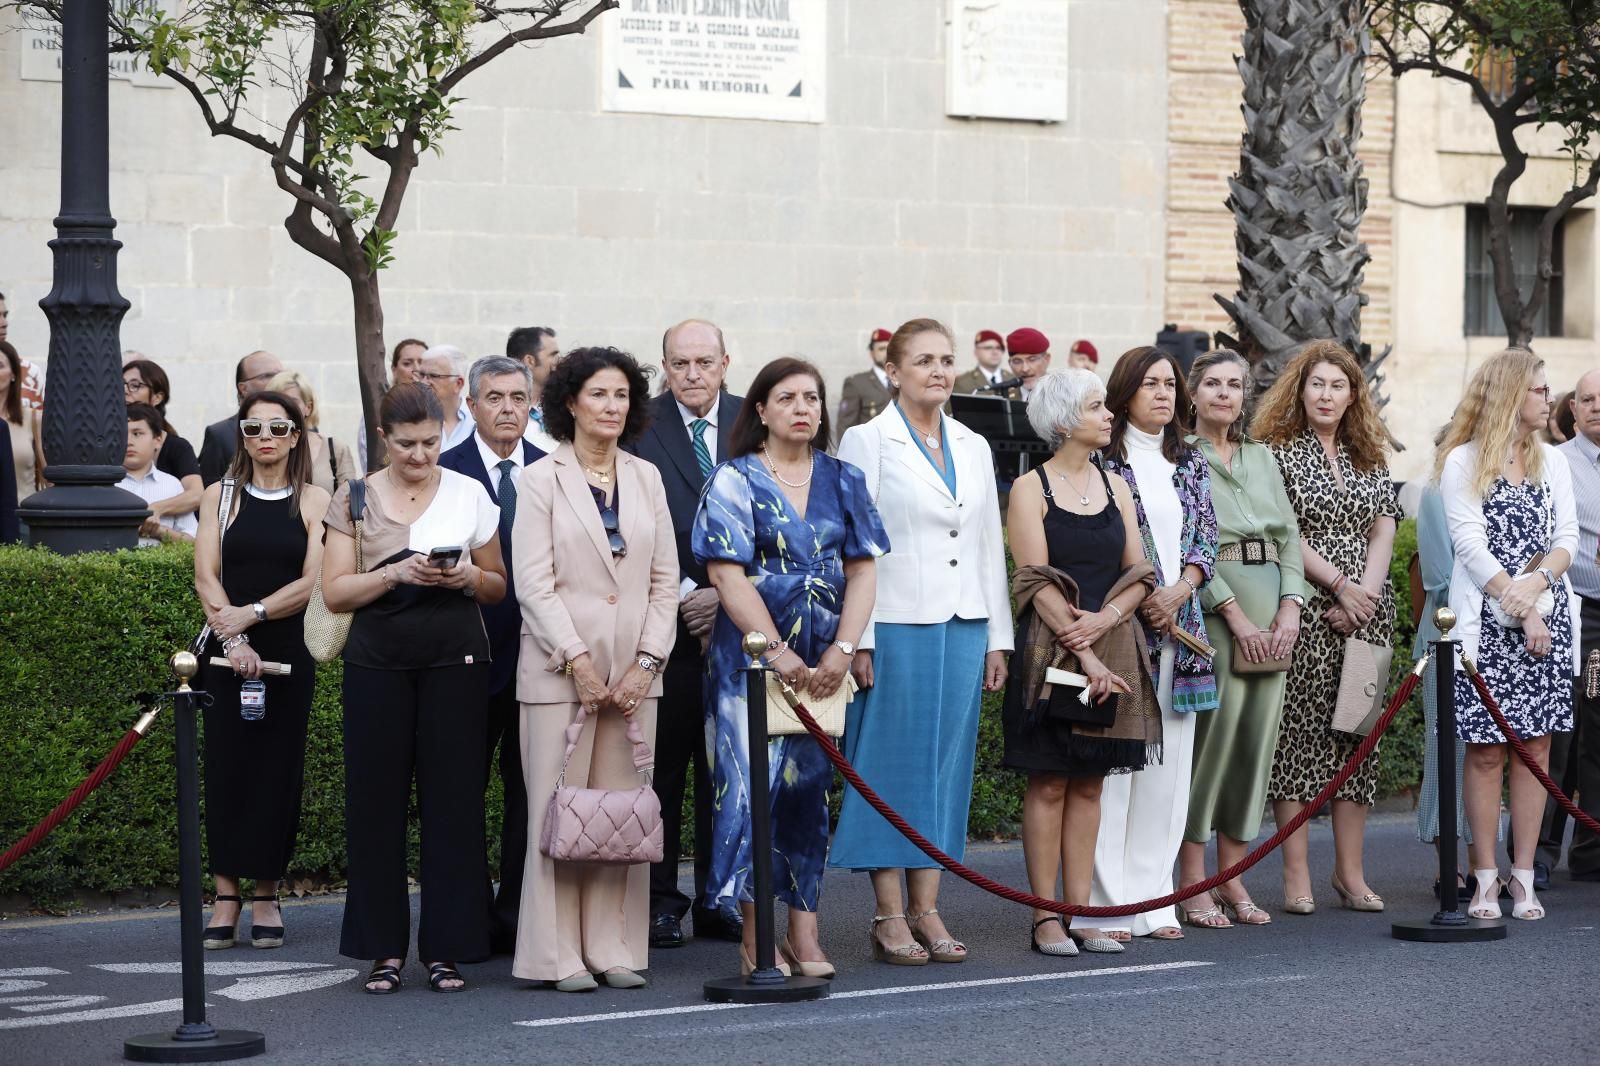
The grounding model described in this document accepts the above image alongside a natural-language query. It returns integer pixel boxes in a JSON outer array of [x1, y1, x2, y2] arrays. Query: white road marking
[[0, 980, 47, 994], [0, 968, 68, 977], [0, 997, 189, 1030], [215, 969, 360, 1001], [648, 975, 1311, 1038], [514, 960, 1213, 1029], [2, 995, 108, 1013], [92, 961, 334, 976]]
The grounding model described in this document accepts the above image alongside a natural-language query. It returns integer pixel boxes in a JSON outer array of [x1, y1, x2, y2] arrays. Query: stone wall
[[0, 1, 1171, 444]]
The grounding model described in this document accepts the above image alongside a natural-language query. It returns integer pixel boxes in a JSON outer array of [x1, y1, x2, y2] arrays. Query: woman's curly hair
[[540, 346, 653, 446], [1248, 340, 1389, 471]]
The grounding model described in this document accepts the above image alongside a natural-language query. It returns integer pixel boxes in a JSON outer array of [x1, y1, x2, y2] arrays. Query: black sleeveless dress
[[201, 489, 316, 879], [1002, 464, 1127, 776]]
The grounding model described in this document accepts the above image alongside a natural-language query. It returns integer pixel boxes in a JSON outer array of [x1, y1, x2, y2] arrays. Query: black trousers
[[485, 678, 528, 946], [1539, 596, 1600, 875], [340, 662, 490, 963], [649, 646, 715, 921]]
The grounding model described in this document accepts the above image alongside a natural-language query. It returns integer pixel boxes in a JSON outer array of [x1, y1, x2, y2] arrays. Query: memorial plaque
[[600, 0, 826, 123], [945, 0, 1069, 123]]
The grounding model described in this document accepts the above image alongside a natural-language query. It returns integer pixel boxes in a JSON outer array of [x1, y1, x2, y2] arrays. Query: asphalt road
[[3, 814, 1597, 1066]]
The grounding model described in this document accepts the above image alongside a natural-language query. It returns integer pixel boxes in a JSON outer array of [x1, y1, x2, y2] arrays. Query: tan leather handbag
[[303, 480, 365, 663], [1331, 636, 1393, 735]]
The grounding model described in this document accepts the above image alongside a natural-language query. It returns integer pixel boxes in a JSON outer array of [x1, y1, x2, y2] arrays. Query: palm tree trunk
[[1216, 0, 1373, 393]]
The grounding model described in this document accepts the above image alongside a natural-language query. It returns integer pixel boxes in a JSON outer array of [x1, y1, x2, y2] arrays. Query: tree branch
[[442, 0, 617, 94], [1523, 154, 1600, 340]]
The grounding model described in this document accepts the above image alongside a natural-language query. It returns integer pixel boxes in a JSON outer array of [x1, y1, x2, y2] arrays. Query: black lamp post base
[[703, 974, 830, 1003], [19, 476, 148, 554], [124, 1028, 265, 1062], [1391, 916, 1507, 943]]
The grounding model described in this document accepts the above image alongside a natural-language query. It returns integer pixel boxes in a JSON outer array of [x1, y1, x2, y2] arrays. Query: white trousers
[[1076, 643, 1197, 935]]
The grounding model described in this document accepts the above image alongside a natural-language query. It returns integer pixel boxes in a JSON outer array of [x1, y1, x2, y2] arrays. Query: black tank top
[[1036, 463, 1124, 612]]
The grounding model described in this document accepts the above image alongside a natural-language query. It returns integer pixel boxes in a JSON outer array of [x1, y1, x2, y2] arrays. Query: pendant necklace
[[1052, 462, 1094, 507], [762, 444, 814, 488], [388, 467, 434, 502], [904, 409, 942, 451], [581, 462, 613, 485]]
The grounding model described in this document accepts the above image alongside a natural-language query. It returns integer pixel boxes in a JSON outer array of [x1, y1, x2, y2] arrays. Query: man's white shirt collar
[[677, 399, 718, 428], [476, 431, 524, 491], [873, 367, 889, 390]]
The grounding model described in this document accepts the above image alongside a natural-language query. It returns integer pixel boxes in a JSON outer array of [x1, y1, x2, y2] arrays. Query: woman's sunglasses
[[240, 418, 295, 439], [601, 507, 627, 558]]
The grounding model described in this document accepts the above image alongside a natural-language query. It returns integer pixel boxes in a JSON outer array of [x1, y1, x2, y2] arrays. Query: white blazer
[[838, 406, 1014, 654], [1440, 440, 1582, 673]]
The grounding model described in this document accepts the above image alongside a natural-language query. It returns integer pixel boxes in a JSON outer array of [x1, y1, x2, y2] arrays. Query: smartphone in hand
[[427, 545, 464, 570]]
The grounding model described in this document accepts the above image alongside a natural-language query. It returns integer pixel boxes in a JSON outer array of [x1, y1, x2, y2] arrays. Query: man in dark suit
[[438, 355, 547, 954], [627, 318, 744, 948], [198, 349, 283, 484], [834, 327, 893, 443]]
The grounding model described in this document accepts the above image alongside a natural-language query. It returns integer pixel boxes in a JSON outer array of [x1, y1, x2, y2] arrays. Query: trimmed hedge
[[0, 526, 1426, 906]]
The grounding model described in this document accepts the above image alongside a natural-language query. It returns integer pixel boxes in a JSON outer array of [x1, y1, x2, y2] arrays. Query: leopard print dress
[[1268, 431, 1402, 805]]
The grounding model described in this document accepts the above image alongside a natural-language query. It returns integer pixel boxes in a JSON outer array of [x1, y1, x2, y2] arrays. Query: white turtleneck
[[1124, 422, 1182, 583]]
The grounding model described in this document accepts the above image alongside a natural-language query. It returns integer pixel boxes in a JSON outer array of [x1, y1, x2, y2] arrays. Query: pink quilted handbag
[[539, 703, 664, 865]]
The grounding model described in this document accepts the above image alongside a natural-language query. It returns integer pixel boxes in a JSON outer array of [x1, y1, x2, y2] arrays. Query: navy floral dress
[[1454, 478, 1574, 743], [692, 452, 889, 911]]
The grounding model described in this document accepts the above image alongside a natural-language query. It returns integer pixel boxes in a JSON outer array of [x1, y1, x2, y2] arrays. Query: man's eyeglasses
[[123, 379, 147, 394], [240, 418, 295, 439], [416, 371, 458, 384], [601, 506, 627, 558], [1008, 354, 1049, 370], [240, 369, 278, 388]]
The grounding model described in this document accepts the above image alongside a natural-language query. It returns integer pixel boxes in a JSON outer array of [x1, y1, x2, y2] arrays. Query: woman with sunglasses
[[509, 347, 679, 992], [322, 382, 508, 994], [193, 391, 331, 953], [693, 357, 889, 979]]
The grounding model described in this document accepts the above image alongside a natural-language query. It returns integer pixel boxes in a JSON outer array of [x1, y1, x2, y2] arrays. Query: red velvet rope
[[1465, 663, 1600, 835], [789, 667, 1422, 918], [0, 728, 145, 875]]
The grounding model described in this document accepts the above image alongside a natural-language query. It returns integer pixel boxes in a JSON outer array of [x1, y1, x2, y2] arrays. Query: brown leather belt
[[1216, 538, 1279, 565]]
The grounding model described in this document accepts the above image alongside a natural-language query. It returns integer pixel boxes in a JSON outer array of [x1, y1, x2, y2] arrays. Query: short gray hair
[[468, 355, 532, 400], [1027, 369, 1105, 449], [423, 344, 468, 376]]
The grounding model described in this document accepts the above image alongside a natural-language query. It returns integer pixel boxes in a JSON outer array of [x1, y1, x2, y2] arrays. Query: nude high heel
[[1508, 868, 1545, 921], [1467, 869, 1502, 920]]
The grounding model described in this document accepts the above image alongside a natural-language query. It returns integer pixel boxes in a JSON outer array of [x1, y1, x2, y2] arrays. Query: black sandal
[[427, 963, 466, 994], [249, 894, 284, 949], [363, 963, 402, 995], [204, 894, 242, 951]]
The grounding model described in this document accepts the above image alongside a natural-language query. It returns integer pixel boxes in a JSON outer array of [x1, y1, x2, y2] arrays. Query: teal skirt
[[829, 618, 988, 871]]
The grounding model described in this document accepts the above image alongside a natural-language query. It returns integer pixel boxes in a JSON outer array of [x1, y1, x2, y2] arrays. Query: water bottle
[[240, 679, 267, 722]]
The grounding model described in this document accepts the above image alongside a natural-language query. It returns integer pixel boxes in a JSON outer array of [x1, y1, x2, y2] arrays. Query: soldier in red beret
[[835, 328, 893, 442], [954, 329, 1008, 395], [1004, 327, 1052, 400], [1069, 338, 1099, 371]]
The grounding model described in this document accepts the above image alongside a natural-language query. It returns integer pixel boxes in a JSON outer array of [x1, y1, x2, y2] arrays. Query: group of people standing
[[182, 315, 1592, 998]]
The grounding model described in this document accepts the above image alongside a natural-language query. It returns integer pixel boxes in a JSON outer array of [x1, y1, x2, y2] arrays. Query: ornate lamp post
[[16, 0, 148, 553]]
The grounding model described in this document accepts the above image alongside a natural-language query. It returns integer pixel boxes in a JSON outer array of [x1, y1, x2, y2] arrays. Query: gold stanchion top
[[742, 631, 769, 661], [1433, 607, 1457, 636], [170, 650, 199, 687]]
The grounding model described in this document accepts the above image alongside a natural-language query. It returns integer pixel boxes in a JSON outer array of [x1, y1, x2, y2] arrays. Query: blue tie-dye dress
[[692, 451, 889, 911]]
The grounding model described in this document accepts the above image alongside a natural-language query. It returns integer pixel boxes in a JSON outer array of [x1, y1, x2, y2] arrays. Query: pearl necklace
[[761, 444, 814, 488]]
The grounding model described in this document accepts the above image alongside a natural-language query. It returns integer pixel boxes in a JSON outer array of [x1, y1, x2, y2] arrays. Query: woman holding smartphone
[[322, 382, 508, 995]]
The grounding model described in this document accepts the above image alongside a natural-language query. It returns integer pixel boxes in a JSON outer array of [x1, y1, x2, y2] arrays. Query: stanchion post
[[125, 651, 266, 1062], [1393, 609, 1506, 944], [704, 632, 829, 1004]]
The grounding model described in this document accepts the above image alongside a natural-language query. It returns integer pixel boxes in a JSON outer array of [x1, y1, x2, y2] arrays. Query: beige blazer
[[512, 443, 679, 704]]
